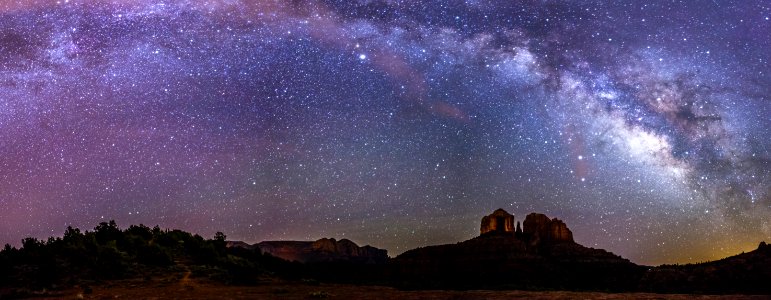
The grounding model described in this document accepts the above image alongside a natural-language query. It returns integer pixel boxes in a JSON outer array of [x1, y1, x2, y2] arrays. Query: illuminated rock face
[[480, 208, 515, 235], [480, 210, 573, 243], [548, 220, 573, 242], [523, 213, 574, 243]]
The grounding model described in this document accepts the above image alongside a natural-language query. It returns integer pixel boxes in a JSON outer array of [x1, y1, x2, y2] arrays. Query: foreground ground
[[9, 278, 770, 300]]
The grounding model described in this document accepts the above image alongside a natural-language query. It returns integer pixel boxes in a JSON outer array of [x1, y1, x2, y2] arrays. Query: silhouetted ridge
[[639, 240, 771, 294], [392, 209, 642, 290]]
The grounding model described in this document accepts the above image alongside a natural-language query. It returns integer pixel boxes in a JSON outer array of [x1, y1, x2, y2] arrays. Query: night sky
[[0, 0, 768, 266]]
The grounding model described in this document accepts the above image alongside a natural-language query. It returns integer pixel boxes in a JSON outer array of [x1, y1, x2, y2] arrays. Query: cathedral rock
[[480, 208, 515, 234], [523, 212, 574, 243], [480, 209, 573, 244]]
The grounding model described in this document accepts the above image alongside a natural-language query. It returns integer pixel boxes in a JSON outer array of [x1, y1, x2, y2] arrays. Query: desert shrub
[[125, 224, 153, 241], [95, 242, 128, 278], [223, 254, 258, 284], [137, 243, 173, 266], [191, 241, 219, 264], [94, 221, 122, 245]]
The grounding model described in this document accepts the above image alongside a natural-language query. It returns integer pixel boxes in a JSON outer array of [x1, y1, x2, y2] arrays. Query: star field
[[0, 0, 768, 265]]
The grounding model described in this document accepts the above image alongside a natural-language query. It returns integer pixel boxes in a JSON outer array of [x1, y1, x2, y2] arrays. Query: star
[[0, 0, 767, 267]]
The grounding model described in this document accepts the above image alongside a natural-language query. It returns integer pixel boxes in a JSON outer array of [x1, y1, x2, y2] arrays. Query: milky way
[[0, 0, 768, 265]]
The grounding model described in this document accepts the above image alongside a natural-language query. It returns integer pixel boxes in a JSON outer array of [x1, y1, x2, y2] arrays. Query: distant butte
[[229, 238, 388, 264]]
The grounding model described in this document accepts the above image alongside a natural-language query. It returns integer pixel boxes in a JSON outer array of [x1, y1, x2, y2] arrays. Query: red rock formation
[[255, 238, 388, 263], [225, 241, 255, 249], [522, 213, 550, 235], [311, 238, 338, 253], [312, 238, 366, 256], [254, 241, 312, 262], [480, 208, 515, 235], [335, 239, 361, 256], [548, 218, 573, 242], [523, 213, 573, 243]]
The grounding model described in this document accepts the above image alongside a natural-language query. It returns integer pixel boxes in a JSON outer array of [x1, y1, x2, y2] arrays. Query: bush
[[137, 243, 173, 266], [95, 242, 128, 278]]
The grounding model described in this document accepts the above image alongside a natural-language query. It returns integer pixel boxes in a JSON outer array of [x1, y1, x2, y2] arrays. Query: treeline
[[0, 221, 284, 289]]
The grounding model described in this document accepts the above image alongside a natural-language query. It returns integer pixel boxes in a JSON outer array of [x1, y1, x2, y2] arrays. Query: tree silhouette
[[0, 220, 275, 290]]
